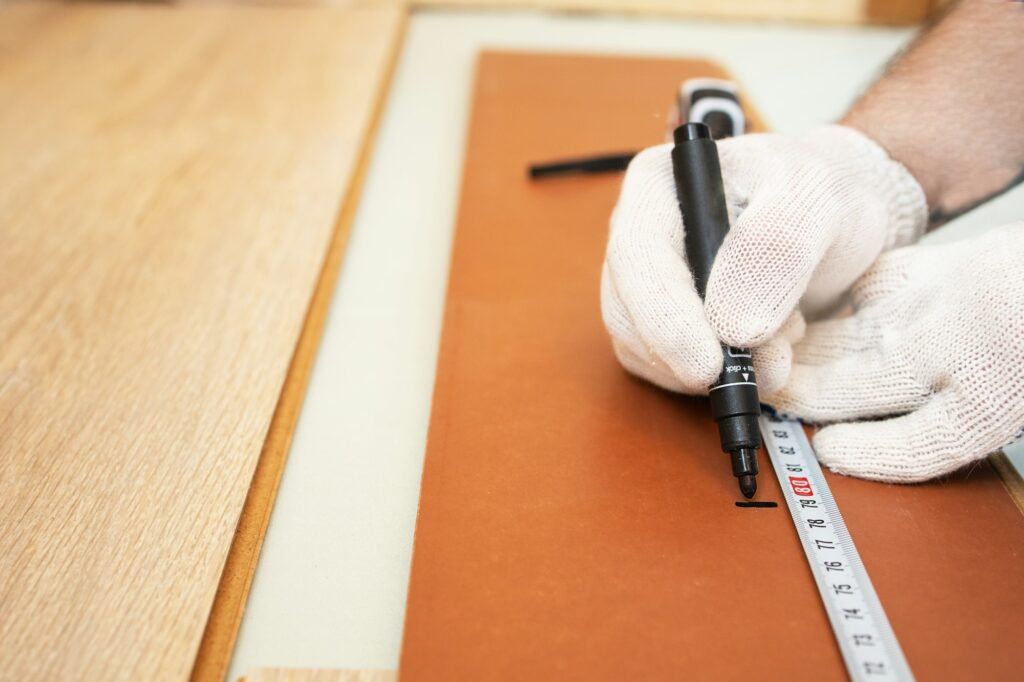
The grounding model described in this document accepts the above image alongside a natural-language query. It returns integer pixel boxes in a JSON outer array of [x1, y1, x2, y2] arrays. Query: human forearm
[[842, 0, 1024, 226]]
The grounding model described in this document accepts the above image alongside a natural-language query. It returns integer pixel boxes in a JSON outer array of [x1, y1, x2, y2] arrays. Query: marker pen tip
[[738, 475, 757, 499]]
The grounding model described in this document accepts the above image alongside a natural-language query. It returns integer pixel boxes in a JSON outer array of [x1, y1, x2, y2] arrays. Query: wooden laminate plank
[[0, 3, 405, 680]]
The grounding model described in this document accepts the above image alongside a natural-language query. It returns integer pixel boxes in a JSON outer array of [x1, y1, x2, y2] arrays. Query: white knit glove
[[767, 223, 1024, 483], [602, 125, 926, 395]]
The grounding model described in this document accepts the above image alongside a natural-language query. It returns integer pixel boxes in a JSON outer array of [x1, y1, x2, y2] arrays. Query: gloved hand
[[601, 125, 926, 395], [767, 223, 1024, 483]]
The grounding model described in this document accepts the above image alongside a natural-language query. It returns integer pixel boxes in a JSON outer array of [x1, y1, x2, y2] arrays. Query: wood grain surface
[[0, 3, 404, 680]]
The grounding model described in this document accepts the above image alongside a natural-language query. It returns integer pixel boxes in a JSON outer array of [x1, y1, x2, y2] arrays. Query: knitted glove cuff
[[815, 124, 929, 250]]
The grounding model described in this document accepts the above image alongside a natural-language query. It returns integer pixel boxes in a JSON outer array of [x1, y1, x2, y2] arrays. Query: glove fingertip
[[779, 310, 807, 345], [705, 285, 793, 348], [810, 425, 849, 465], [719, 314, 779, 349], [752, 340, 792, 396], [810, 425, 883, 479], [684, 335, 725, 389], [812, 423, 936, 484], [611, 339, 685, 393]]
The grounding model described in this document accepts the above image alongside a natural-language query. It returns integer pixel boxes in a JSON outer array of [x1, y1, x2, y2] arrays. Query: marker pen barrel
[[671, 122, 761, 498]]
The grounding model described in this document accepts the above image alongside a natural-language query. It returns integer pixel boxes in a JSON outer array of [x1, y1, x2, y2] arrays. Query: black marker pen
[[671, 122, 761, 499]]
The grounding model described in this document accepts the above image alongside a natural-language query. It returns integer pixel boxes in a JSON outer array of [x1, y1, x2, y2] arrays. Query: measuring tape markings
[[760, 414, 915, 682]]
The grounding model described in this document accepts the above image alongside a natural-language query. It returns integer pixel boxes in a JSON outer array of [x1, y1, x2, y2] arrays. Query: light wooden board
[[0, 3, 405, 680], [244, 670, 395, 682]]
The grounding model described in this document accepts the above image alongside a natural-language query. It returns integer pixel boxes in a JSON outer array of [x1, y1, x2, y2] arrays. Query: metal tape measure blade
[[760, 415, 914, 682]]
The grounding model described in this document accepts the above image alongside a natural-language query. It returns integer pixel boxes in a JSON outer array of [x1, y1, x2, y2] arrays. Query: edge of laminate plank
[[405, 0, 932, 25], [184, 0, 933, 25], [189, 9, 410, 682], [992, 451, 1024, 516]]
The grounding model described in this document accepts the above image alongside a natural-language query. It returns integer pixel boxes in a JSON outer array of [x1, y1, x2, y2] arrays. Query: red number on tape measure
[[789, 476, 813, 497]]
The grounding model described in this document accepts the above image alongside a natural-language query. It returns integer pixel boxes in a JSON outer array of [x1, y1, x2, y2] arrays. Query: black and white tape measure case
[[760, 415, 915, 682]]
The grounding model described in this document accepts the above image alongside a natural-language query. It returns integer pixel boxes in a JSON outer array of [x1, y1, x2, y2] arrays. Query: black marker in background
[[671, 122, 761, 499]]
